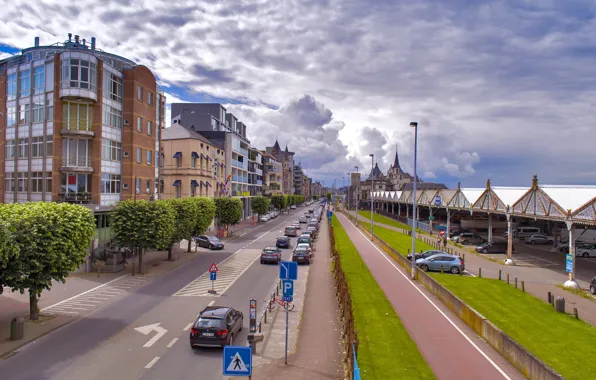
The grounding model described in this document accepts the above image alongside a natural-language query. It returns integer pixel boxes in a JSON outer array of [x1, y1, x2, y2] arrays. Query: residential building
[[294, 164, 305, 195], [261, 151, 282, 196], [248, 147, 263, 196], [0, 34, 164, 220], [159, 121, 225, 199], [266, 140, 294, 194], [312, 181, 323, 197], [303, 176, 312, 199]]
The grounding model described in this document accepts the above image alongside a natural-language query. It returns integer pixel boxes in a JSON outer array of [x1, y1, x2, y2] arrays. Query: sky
[[1, 0, 595, 188]]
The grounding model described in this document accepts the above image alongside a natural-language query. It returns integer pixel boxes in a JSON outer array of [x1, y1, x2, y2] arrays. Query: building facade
[[159, 121, 225, 199], [312, 181, 323, 197], [248, 147, 263, 197], [293, 164, 305, 196], [0, 34, 163, 209], [266, 140, 294, 195], [261, 151, 282, 196]]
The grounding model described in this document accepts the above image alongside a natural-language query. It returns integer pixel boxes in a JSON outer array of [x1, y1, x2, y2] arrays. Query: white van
[[515, 227, 541, 240]]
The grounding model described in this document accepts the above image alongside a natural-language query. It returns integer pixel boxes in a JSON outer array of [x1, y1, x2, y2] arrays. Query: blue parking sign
[[210, 271, 217, 281]]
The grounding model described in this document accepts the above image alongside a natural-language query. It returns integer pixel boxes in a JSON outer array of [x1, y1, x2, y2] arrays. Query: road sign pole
[[285, 303, 289, 365]]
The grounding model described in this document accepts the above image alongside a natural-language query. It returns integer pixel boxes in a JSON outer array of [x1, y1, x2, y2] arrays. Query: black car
[[189, 306, 243, 348], [261, 247, 282, 264], [292, 248, 311, 265], [590, 277, 596, 295], [195, 235, 224, 250], [276, 236, 291, 248], [475, 241, 515, 254], [406, 250, 447, 261]]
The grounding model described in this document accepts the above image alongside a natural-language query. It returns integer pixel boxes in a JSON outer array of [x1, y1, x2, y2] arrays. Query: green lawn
[[425, 275, 596, 379], [374, 226, 435, 256], [357, 211, 410, 230], [331, 216, 435, 380]]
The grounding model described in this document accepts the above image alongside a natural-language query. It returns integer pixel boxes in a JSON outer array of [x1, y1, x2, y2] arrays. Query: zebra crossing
[[173, 249, 262, 297], [40, 276, 151, 317]]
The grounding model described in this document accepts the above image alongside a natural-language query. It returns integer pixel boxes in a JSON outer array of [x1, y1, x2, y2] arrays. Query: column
[[564, 221, 579, 288], [406, 206, 409, 219], [505, 213, 515, 265], [446, 208, 451, 237], [398, 203, 401, 218], [488, 213, 493, 242]]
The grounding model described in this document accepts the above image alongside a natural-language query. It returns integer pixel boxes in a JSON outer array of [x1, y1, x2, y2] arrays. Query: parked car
[[299, 216, 307, 223], [576, 244, 596, 258], [189, 306, 243, 348], [590, 277, 596, 295], [297, 236, 314, 252], [308, 222, 319, 232], [416, 254, 465, 274], [284, 226, 298, 237], [406, 250, 447, 261], [259, 215, 270, 222], [294, 243, 312, 255], [475, 241, 515, 254], [292, 222, 302, 230], [455, 233, 486, 245], [260, 247, 282, 264], [292, 247, 312, 265], [306, 226, 318, 239], [290, 205, 297, 209], [525, 234, 553, 245], [195, 235, 225, 250], [276, 236, 291, 249]]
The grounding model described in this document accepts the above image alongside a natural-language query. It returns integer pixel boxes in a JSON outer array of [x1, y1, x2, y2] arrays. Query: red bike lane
[[336, 212, 524, 380]]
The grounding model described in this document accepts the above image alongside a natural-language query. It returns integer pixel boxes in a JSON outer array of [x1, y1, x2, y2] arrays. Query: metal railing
[[62, 155, 92, 167]]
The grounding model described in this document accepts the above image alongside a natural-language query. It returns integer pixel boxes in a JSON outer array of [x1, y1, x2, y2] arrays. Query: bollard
[[521, 281, 525, 292], [97, 266, 101, 278], [264, 311, 267, 324], [548, 291, 552, 304], [515, 277, 518, 288], [506, 273, 509, 284], [132, 259, 135, 276], [10, 317, 24, 341], [574, 308, 579, 319], [440, 265, 444, 274], [554, 296, 565, 313], [498, 269, 502, 280], [478, 268, 482, 278]]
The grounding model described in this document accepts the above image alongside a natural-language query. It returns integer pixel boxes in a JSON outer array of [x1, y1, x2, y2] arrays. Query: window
[[147, 120, 152, 136], [176, 156, 182, 168], [63, 102, 93, 131], [6, 106, 16, 127], [19, 104, 30, 125], [32, 102, 44, 123], [19, 70, 31, 98], [190, 182, 196, 197], [17, 172, 28, 192], [137, 85, 143, 101], [18, 138, 29, 158], [148, 91, 153, 106], [62, 138, 90, 167], [176, 184, 181, 198], [61, 173, 90, 193], [7, 73, 17, 101], [45, 172, 52, 193], [159, 180, 164, 194], [61, 58, 97, 91], [100, 174, 121, 194], [211, 117, 218, 131], [136, 147, 142, 163], [146, 179, 151, 194], [33, 66, 45, 95], [102, 71, 123, 102], [135, 178, 141, 193], [31, 172, 43, 193], [46, 136, 53, 157], [102, 139, 122, 161], [31, 136, 43, 157], [47, 97, 54, 121], [147, 150, 152, 165], [102, 105, 122, 129], [5, 173, 14, 192], [137, 117, 142, 132], [5, 140, 15, 159], [191, 156, 196, 168]]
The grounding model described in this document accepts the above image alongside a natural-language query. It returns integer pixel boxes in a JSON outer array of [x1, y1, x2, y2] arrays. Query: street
[[0, 209, 306, 380]]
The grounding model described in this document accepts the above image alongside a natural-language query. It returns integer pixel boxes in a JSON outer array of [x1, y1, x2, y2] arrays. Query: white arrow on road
[[135, 323, 168, 348]]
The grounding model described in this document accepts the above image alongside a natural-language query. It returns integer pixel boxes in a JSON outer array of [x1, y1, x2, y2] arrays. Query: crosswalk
[[40, 276, 151, 317], [173, 249, 262, 297]]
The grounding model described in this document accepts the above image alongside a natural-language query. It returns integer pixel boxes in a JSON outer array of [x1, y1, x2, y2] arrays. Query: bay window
[[33, 66, 45, 95], [7, 73, 17, 101], [61, 57, 97, 91], [63, 102, 93, 131], [62, 138, 90, 167], [62, 173, 90, 193], [19, 69, 31, 98], [100, 174, 120, 194]]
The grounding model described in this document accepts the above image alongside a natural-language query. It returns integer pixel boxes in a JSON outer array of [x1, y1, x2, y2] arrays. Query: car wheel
[[590, 285, 596, 295], [420, 264, 429, 272], [583, 252, 589, 258], [450, 267, 460, 274], [260, 260, 264, 264], [482, 249, 488, 254], [548, 240, 553, 244], [530, 241, 536, 245], [209, 244, 213, 250]]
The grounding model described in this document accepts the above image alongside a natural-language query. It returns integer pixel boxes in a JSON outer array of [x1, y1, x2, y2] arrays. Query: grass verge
[[357, 211, 411, 230], [423, 272, 596, 379], [374, 225, 435, 256], [557, 284, 596, 303], [331, 215, 435, 380]]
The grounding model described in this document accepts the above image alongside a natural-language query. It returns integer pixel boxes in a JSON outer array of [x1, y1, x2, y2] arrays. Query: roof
[[200, 306, 231, 318], [161, 123, 215, 145], [540, 185, 596, 213], [366, 163, 384, 181]]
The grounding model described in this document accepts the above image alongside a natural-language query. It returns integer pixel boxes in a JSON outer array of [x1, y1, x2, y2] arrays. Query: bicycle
[[269, 295, 295, 311]]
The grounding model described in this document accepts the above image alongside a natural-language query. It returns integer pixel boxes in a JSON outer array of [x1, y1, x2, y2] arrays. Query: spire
[[393, 144, 401, 170], [285, 144, 289, 152], [273, 139, 281, 152]]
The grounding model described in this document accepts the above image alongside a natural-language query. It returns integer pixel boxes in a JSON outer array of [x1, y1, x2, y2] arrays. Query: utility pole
[[410, 122, 419, 280], [369, 154, 374, 238]]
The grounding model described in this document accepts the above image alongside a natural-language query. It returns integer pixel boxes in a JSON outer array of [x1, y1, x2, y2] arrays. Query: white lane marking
[[183, 323, 193, 331], [340, 213, 512, 380], [239, 232, 247, 237], [167, 338, 178, 348], [145, 356, 160, 369], [41, 275, 127, 311], [208, 300, 215, 306]]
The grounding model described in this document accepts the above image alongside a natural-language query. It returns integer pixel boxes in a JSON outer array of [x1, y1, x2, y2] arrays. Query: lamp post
[[369, 154, 374, 239], [347, 173, 351, 212], [409, 122, 419, 280], [354, 166, 359, 220]]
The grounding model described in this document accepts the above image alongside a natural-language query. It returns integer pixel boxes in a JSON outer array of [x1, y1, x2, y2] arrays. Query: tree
[[270, 195, 286, 212], [111, 200, 175, 275], [0, 203, 95, 320], [0, 218, 20, 296], [251, 196, 270, 221], [326, 192, 332, 203], [166, 198, 198, 260], [189, 197, 217, 252], [214, 198, 243, 234]]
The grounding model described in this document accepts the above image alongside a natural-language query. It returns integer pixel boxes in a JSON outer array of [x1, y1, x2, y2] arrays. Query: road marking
[[167, 338, 178, 348], [183, 323, 193, 331], [208, 300, 215, 306], [135, 323, 168, 348], [341, 213, 512, 380], [40, 275, 127, 310], [145, 356, 160, 369], [239, 232, 247, 237]]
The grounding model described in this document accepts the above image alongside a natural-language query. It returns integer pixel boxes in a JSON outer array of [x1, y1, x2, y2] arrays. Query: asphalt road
[[0, 205, 316, 380], [336, 212, 524, 380]]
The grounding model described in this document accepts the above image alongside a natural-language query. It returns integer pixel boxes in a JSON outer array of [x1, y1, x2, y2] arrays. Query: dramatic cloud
[[2, 0, 596, 186]]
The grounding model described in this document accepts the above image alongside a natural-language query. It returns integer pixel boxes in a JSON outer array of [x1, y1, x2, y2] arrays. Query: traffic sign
[[435, 196, 441, 206], [282, 279, 294, 298], [209, 263, 218, 272], [279, 261, 298, 280], [223, 346, 252, 376], [565, 254, 573, 273], [210, 271, 217, 281], [282, 295, 293, 302]]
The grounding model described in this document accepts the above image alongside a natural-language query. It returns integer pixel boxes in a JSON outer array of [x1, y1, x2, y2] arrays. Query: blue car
[[416, 254, 464, 274]]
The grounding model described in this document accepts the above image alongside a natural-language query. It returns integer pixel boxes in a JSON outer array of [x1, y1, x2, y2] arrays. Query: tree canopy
[[270, 195, 286, 211], [166, 198, 198, 260], [251, 196, 270, 218], [214, 197, 243, 227]]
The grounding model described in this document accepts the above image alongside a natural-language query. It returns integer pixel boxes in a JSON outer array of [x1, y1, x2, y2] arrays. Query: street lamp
[[409, 122, 419, 280], [354, 166, 359, 220], [369, 154, 374, 238], [347, 172, 351, 211]]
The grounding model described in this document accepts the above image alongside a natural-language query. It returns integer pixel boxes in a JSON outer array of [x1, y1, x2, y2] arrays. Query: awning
[[191, 152, 199, 158], [173, 180, 181, 186], [191, 180, 199, 187], [206, 181, 212, 187], [206, 156, 212, 161], [173, 152, 182, 159], [200, 153, 206, 159], [200, 181, 206, 187]]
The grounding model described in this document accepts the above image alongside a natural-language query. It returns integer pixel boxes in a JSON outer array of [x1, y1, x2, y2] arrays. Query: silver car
[[416, 254, 465, 274], [525, 234, 553, 245]]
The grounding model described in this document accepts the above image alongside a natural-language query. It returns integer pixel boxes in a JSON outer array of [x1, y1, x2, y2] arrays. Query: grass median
[[373, 225, 435, 255], [331, 215, 435, 380], [357, 210, 410, 230]]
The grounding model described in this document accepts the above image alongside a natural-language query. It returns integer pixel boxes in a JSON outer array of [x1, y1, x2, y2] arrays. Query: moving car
[[299, 216, 307, 223], [189, 306, 243, 348], [292, 247, 312, 265], [525, 234, 553, 245], [259, 215, 270, 222], [416, 254, 465, 274], [292, 222, 302, 230], [406, 250, 448, 261], [260, 247, 282, 264], [195, 235, 225, 250], [284, 226, 298, 237], [475, 241, 515, 254], [276, 236, 291, 249]]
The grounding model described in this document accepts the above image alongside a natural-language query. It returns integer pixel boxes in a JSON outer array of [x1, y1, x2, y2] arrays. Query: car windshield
[[195, 317, 223, 328], [295, 249, 308, 256], [263, 249, 278, 254], [208, 236, 219, 242], [277, 237, 288, 241], [286, 227, 295, 231], [298, 238, 310, 244]]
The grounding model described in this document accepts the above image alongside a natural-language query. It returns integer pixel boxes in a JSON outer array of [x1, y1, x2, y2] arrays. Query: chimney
[[91, 37, 96, 51], [34, 37, 39, 47], [82, 38, 86, 46], [68, 33, 72, 42], [74, 35, 80, 44]]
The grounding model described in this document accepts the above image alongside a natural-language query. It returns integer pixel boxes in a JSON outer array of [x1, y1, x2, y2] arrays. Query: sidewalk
[[346, 210, 596, 327], [249, 216, 344, 380]]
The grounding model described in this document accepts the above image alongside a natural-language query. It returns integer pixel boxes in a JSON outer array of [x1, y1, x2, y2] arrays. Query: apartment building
[[159, 121, 225, 199], [247, 147, 263, 196], [0, 34, 164, 212], [294, 164, 305, 196], [265, 140, 295, 195], [261, 151, 282, 196]]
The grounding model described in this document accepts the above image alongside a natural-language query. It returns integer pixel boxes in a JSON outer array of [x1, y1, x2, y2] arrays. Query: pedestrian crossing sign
[[223, 346, 252, 376]]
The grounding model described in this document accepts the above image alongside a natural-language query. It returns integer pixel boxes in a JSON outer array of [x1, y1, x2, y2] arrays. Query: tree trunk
[[187, 239, 192, 253], [138, 247, 144, 275], [29, 290, 39, 320], [168, 244, 173, 261]]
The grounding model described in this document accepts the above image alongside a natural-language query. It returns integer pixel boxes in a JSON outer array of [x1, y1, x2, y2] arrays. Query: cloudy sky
[[1, 0, 595, 188]]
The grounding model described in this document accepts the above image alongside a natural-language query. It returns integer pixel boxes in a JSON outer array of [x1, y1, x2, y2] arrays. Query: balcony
[[256, 180, 263, 185], [61, 156, 93, 173], [255, 169, 263, 175], [58, 192, 93, 204], [237, 147, 249, 156], [61, 124, 95, 137]]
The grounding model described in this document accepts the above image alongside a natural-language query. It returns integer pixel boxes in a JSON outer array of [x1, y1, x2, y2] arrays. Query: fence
[[328, 221, 358, 379]]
